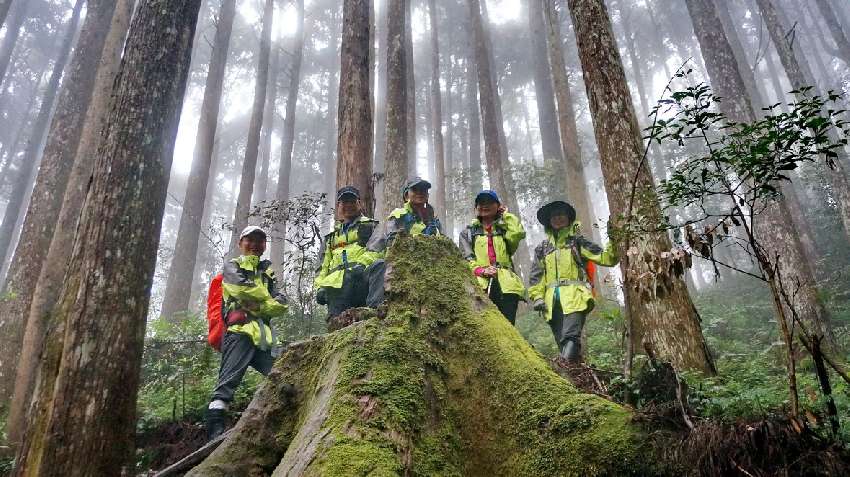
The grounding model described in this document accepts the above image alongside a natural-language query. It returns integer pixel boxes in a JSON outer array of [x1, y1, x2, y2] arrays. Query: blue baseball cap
[[475, 190, 500, 205]]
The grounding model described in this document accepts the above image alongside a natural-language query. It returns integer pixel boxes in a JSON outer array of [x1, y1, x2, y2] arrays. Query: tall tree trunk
[[256, 40, 281, 206], [567, 0, 715, 373], [323, 17, 342, 216], [467, 0, 514, 212], [0, 78, 41, 200], [0, 0, 29, 91], [0, 0, 119, 421], [687, 0, 833, 341], [230, 0, 274, 249], [764, 48, 789, 109], [714, 0, 766, 109], [0, 0, 82, 284], [336, 0, 374, 216], [405, 0, 417, 176], [0, 0, 12, 30], [5, 0, 134, 448], [381, 0, 409, 216], [543, 0, 594, 231], [814, 0, 850, 65], [756, 0, 850, 242], [160, 0, 236, 319], [465, 26, 483, 193], [271, 0, 305, 266], [427, 0, 446, 219], [614, 0, 649, 120], [13, 0, 203, 472], [373, 0, 388, 219], [528, 0, 564, 178]]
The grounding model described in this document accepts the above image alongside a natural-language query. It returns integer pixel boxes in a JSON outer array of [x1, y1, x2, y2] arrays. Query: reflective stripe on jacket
[[528, 222, 618, 321], [366, 201, 443, 252], [314, 215, 380, 289], [458, 212, 526, 297], [222, 255, 288, 350]]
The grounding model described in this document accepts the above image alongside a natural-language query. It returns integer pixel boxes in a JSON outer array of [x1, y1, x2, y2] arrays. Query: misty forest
[[0, 0, 849, 475]]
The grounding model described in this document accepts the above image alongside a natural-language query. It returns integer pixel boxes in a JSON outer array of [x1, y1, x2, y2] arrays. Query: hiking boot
[[205, 408, 227, 441]]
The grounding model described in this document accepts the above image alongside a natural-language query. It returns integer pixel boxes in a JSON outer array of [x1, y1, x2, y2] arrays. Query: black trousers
[[326, 265, 369, 318], [366, 259, 387, 308], [210, 331, 273, 403], [548, 299, 588, 351], [487, 277, 519, 325]]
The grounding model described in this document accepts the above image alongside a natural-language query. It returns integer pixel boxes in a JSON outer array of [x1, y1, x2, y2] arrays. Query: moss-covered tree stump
[[188, 237, 649, 476]]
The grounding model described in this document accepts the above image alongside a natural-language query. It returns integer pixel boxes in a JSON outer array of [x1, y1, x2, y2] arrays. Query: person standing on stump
[[458, 190, 526, 325], [528, 201, 618, 363], [315, 186, 381, 325], [365, 177, 444, 307], [206, 226, 288, 440]]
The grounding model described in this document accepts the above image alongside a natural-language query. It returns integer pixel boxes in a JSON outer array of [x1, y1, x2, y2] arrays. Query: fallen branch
[[153, 430, 231, 477]]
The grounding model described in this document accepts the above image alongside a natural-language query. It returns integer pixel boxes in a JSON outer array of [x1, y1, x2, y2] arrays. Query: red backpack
[[207, 273, 225, 351]]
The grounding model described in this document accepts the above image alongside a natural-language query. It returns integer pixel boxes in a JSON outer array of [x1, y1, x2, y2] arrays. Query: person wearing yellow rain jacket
[[529, 201, 618, 363], [315, 186, 381, 319], [207, 225, 288, 440], [458, 190, 526, 324], [365, 177, 443, 306]]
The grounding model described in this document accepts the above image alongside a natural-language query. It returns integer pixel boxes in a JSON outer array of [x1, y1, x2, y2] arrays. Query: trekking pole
[[486, 277, 493, 296]]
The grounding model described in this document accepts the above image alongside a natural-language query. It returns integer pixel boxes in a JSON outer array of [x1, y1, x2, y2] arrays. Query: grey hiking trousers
[[210, 331, 274, 403]]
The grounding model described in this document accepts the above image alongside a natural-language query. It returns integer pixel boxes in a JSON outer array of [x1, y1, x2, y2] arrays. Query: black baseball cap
[[402, 177, 431, 199], [336, 186, 360, 201]]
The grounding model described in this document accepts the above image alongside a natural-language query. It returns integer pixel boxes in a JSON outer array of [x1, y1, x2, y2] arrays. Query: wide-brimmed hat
[[536, 200, 576, 228]]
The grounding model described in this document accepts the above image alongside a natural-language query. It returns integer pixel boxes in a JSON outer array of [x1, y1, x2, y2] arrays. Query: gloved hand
[[532, 299, 546, 312], [316, 288, 328, 305]]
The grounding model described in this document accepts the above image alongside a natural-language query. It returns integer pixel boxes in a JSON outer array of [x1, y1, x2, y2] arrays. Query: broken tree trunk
[[188, 237, 648, 476]]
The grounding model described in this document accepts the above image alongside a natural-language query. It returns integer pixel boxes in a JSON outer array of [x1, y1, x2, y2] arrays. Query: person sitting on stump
[[458, 190, 526, 325], [314, 186, 381, 323], [206, 226, 288, 440], [528, 201, 618, 363], [365, 177, 443, 307]]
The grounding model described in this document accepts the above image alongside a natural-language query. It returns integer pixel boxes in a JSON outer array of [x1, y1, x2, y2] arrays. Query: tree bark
[[0, 0, 82, 284], [567, 0, 715, 374], [256, 40, 281, 207], [467, 0, 515, 213], [160, 0, 236, 319], [0, 0, 12, 31], [528, 0, 564, 178], [757, 0, 850, 244], [405, 0, 417, 177], [0, 0, 119, 427], [687, 0, 833, 340], [323, 20, 341, 216], [543, 0, 594, 232], [465, 24, 483, 193], [714, 0, 766, 109], [373, 0, 388, 219], [427, 0, 447, 219], [814, 0, 850, 65], [13, 0, 203, 472], [230, 0, 275, 249], [336, 0, 374, 216], [271, 0, 305, 266], [4, 0, 134, 449], [381, 0, 409, 216], [0, 0, 29, 91], [187, 237, 648, 476]]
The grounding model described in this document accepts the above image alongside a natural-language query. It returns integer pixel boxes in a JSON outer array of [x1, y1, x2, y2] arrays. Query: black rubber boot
[[205, 408, 226, 441], [560, 340, 581, 362]]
